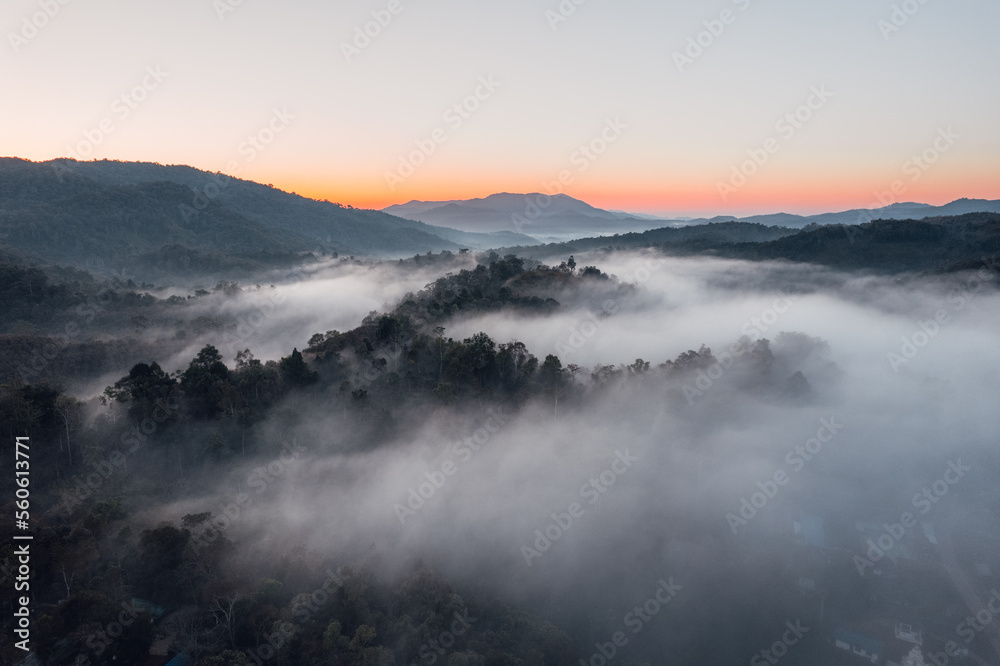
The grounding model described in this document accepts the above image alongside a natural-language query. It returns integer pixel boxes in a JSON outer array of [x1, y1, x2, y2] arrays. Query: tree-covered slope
[[695, 212, 1000, 272], [25, 158, 533, 254]]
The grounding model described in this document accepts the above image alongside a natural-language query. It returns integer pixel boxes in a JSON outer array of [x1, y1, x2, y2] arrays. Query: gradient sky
[[2, 0, 998, 216]]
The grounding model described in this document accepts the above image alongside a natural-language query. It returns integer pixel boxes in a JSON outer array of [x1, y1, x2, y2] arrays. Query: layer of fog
[[160, 253, 1000, 661], [78, 255, 478, 398]]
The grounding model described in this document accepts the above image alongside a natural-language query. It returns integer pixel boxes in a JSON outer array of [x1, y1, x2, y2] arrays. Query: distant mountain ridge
[[384, 193, 665, 238], [696, 198, 1000, 229], [386, 193, 1000, 236], [5, 157, 998, 280]]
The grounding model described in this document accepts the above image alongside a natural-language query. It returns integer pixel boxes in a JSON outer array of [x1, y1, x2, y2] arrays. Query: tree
[[219, 384, 246, 422], [627, 358, 650, 375], [323, 620, 351, 652], [539, 354, 564, 385], [496, 341, 536, 394], [489, 254, 525, 281], [463, 332, 496, 387], [169, 607, 226, 664], [181, 345, 231, 418], [234, 348, 256, 368], [54, 395, 81, 465], [192, 344, 226, 369], [232, 352, 279, 423], [108, 361, 178, 422], [434, 326, 447, 378], [433, 382, 455, 405], [209, 592, 245, 649], [539, 354, 566, 415], [136, 523, 190, 603], [581, 266, 608, 280], [350, 624, 377, 652], [375, 314, 408, 348], [279, 348, 318, 387]]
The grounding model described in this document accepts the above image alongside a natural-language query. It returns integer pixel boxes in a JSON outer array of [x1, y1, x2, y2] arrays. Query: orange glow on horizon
[[284, 175, 1000, 217], [13, 152, 997, 218], [260, 154, 1000, 216]]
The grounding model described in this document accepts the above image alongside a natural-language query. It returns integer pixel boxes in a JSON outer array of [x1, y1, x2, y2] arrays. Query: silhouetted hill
[[498, 221, 799, 259], [384, 192, 665, 237], [0, 161, 317, 276], [40, 158, 535, 252], [706, 212, 1000, 272], [0, 158, 537, 279], [682, 198, 1000, 229], [502, 213, 1000, 274]]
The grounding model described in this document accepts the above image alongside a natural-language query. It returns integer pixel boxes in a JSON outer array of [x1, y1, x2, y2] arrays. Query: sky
[[2, 0, 998, 217]]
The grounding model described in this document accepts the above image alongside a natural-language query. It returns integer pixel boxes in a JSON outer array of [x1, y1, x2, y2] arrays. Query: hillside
[[46, 158, 538, 249], [708, 212, 1000, 272], [500, 213, 1000, 274], [0, 158, 537, 278], [498, 220, 800, 259]]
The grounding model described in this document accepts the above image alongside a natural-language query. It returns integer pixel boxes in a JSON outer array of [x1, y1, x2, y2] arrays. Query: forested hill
[[499, 220, 799, 259], [685, 212, 1000, 273], [505, 213, 1000, 274], [0, 158, 533, 278], [1, 160, 318, 275]]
